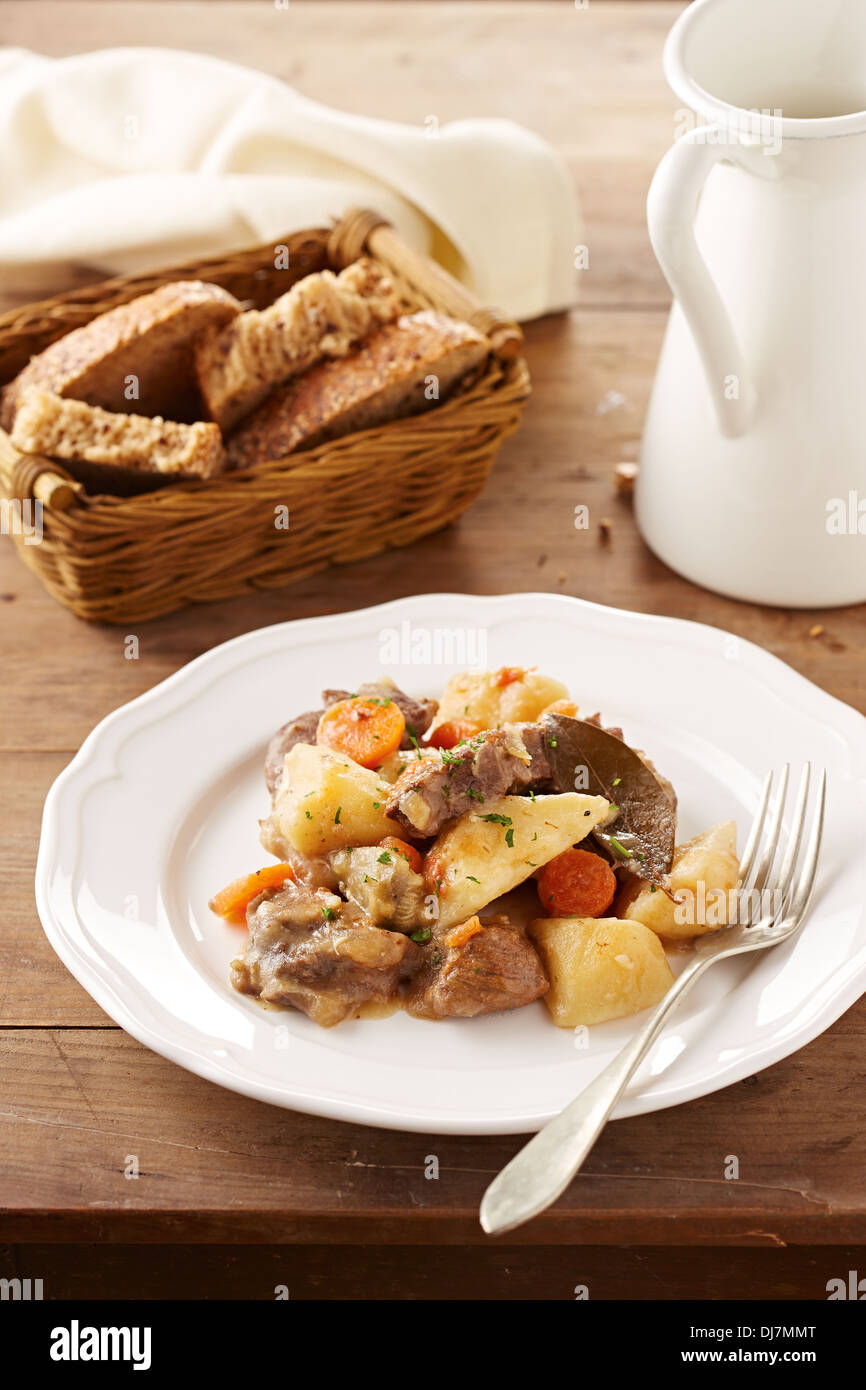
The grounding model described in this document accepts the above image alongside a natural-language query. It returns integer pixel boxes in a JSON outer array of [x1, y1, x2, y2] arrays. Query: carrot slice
[[427, 718, 482, 749], [446, 914, 484, 949], [209, 863, 296, 926], [536, 847, 616, 918], [316, 696, 406, 768], [378, 836, 424, 875], [540, 697, 579, 719]]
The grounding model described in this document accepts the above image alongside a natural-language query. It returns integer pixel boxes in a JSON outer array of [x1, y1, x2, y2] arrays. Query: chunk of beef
[[385, 724, 552, 837], [231, 879, 422, 1027], [408, 919, 548, 1019], [264, 709, 322, 797], [321, 677, 437, 747], [329, 845, 430, 931], [516, 722, 553, 780]]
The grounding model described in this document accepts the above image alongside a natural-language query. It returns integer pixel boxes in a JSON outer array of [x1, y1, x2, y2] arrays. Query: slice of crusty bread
[[11, 387, 226, 478], [1, 280, 242, 430], [225, 311, 490, 469], [195, 257, 402, 432]]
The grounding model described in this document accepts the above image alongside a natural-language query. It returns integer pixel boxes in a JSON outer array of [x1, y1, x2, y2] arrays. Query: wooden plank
[[2, 1241, 859, 1300], [1, 1023, 864, 1244], [0, 754, 108, 1026]]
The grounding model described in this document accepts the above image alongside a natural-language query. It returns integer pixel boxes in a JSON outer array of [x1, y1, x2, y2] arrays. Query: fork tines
[[737, 764, 826, 932]]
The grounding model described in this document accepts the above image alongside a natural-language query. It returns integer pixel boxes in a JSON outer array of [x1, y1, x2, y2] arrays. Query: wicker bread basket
[[0, 208, 530, 623]]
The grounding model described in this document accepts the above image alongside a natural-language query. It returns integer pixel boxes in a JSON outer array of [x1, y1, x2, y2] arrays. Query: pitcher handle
[[647, 126, 774, 439]]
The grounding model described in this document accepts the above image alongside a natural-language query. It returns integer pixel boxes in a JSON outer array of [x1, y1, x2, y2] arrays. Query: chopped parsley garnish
[[321, 906, 336, 921], [410, 927, 432, 944], [650, 884, 657, 893], [609, 837, 632, 859], [482, 813, 513, 826], [377, 850, 392, 865], [548, 736, 558, 748], [466, 875, 480, 884], [304, 810, 312, 820], [612, 777, 622, 787], [334, 806, 342, 825], [505, 828, 515, 848]]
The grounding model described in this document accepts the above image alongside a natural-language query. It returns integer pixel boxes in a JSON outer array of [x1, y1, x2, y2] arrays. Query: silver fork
[[480, 763, 826, 1236]]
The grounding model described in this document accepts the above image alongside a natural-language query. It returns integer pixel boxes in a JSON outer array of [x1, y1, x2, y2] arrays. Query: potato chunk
[[614, 820, 739, 940], [266, 742, 401, 856], [429, 791, 610, 929], [429, 667, 569, 735], [529, 916, 675, 1027]]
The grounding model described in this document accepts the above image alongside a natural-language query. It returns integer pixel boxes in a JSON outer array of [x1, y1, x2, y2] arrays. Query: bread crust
[[1, 280, 242, 430], [195, 258, 402, 431], [225, 311, 490, 468]]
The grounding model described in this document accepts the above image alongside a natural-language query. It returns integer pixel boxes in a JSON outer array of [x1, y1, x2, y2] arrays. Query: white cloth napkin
[[0, 46, 579, 320]]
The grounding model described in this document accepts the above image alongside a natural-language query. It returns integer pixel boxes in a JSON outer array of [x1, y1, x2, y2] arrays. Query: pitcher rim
[[665, 0, 866, 141]]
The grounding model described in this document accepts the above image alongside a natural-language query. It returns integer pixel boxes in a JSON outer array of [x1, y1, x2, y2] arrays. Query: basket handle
[[328, 208, 524, 361], [0, 433, 81, 511]]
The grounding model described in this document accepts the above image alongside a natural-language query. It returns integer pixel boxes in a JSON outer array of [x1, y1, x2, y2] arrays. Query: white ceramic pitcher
[[638, 0, 866, 607]]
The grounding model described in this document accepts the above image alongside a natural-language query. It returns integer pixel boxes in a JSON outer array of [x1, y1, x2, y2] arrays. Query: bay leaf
[[541, 712, 676, 889]]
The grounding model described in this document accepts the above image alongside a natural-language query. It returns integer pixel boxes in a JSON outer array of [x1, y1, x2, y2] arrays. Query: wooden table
[[1, 2, 864, 1301]]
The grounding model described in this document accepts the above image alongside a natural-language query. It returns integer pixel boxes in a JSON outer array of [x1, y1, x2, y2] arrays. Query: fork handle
[[480, 951, 715, 1234]]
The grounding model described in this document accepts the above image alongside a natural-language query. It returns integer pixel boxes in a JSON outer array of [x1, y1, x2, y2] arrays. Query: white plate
[[36, 594, 866, 1134]]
